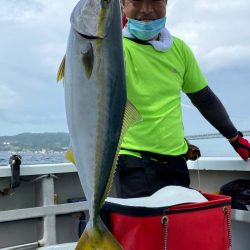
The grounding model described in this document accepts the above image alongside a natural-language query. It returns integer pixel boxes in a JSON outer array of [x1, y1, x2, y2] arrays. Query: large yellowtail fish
[[57, 0, 141, 249]]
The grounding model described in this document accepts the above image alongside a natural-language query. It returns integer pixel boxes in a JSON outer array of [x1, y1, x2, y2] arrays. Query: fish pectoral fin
[[76, 218, 123, 250], [81, 43, 94, 79], [65, 148, 76, 165], [57, 55, 66, 82]]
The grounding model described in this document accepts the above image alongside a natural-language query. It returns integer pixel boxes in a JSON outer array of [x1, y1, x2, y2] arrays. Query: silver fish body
[[61, 0, 140, 249]]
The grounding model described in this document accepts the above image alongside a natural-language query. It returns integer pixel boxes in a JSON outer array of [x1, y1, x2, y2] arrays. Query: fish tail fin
[[57, 55, 66, 82], [76, 217, 123, 250]]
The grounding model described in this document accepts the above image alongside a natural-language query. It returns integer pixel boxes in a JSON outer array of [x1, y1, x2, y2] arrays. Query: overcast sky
[[0, 0, 249, 155]]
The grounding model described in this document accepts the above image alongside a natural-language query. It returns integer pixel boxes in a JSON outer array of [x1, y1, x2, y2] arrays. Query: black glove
[[230, 132, 250, 161]]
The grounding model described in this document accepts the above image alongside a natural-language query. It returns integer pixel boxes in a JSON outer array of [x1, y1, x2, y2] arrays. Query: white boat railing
[[0, 157, 250, 249], [0, 165, 87, 249], [2, 242, 40, 250]]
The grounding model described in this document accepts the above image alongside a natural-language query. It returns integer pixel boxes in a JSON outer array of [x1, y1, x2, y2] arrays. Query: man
[[115, 0, 250, 198]]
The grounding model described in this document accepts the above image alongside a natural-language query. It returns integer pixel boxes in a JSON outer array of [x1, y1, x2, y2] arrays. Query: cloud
[[0, 0, 45, 22], [0, 0, 249, 138], [203, 45, 250, 72], [168, 0, 250, 73], [0, 0, 79, 135], [195, 0, 247, 12], [0, 84, 20, 109]]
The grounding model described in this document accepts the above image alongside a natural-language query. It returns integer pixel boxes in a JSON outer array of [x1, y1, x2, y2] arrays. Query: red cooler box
[[102, 193, 232, 250]]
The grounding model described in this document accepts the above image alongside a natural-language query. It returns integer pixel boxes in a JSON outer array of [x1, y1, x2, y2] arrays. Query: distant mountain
[[0, 133, 70, 152]]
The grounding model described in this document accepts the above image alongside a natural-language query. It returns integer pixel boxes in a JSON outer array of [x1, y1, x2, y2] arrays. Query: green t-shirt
[[120, 36, 208, 157]]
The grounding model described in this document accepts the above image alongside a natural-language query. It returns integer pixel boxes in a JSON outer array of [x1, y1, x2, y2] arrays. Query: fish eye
[[102, 0, 111, 6]]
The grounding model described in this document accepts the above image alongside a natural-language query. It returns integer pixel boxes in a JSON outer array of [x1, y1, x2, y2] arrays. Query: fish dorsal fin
[[65, 148, 76, 165], [57, 55, 66, 82], [81, 43, 94, 79], [101, 100, 142, 205]]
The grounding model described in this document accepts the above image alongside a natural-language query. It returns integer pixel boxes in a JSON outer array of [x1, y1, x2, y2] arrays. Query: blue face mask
[[128, 17, 166, 41]]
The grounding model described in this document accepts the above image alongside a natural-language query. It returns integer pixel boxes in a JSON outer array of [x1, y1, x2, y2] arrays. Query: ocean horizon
[[1, 135, 248, 166]]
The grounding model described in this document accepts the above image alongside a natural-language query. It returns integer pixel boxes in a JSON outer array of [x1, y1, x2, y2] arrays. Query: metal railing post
[[35, 175, 57, 246]]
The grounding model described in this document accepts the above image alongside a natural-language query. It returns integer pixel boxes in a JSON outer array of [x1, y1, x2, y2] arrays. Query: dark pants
[[114, 154, 190, 198]]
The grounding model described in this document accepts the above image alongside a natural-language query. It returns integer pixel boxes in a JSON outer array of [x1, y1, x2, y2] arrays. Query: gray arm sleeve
[[187, 86, 238, 139]]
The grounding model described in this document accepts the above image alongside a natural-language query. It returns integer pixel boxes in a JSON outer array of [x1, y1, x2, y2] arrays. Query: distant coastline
[[0, 132, 70, 153]]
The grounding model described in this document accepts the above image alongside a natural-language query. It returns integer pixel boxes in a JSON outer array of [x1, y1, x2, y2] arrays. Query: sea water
[[0, 151, 67, 166]]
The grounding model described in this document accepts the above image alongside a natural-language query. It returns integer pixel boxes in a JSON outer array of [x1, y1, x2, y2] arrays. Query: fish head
[[70, 0, 115, 38]]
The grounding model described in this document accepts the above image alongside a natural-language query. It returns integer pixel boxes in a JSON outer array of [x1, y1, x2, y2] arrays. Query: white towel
[[106, 186, 208, 208], [123, 27, 173, 52]]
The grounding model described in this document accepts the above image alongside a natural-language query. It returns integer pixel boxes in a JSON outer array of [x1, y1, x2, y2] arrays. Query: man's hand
[[185, 139, 201, 161], [230, 132, 250, 161]]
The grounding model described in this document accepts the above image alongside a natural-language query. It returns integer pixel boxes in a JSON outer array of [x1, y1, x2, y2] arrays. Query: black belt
[[120, 148, 185, 163]]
